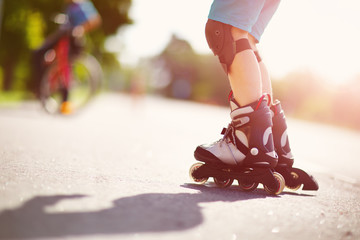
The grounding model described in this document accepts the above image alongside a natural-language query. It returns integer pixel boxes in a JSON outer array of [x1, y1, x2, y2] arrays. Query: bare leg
[[227, 27, 262, 107], [249, 34, 273, 100]]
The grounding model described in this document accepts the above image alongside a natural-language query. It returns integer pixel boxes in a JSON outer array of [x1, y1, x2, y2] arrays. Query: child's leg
[[247, 35, 291, 163], [228, 28, 262, 107], [247, 0, 281, 99], [249, 34, 272, 100], [205, 19, 263, 107], [202, 20, 277, 168]]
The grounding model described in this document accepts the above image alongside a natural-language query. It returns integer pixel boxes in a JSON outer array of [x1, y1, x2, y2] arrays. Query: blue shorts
[[208, 0, 281, 42]]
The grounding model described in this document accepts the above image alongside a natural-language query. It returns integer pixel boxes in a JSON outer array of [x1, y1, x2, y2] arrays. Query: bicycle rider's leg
[[33, 29, 68, 98]]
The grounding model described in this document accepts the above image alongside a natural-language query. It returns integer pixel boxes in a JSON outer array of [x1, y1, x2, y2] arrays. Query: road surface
[[0, 93, 359, 240]]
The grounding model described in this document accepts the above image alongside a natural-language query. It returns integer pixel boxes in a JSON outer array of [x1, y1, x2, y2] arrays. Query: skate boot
[[271, 100, 319, 191], [189, 96, 285, 195]]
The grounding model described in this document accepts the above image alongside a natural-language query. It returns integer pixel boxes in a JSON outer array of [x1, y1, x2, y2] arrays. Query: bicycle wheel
[[69, 53, 102, 109], [40, 63, 65, 114], [40, 53, 102, 114]]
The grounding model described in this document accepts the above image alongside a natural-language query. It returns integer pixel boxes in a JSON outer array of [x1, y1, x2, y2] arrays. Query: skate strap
[[254, 51, 262, 63], [228, 91, 272, 110], [255, 94, 272, 110], [270, 100, 282, 116], [235, 138, 250, 156], [221, 126, 249, 155], [228, 90, 233, 102]]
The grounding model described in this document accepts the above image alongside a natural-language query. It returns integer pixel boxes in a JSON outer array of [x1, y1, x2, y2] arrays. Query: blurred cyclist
[[33, 0, 101, 114]]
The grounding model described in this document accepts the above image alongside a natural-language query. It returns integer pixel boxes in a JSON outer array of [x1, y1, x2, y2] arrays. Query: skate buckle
[[250, 148, 259, 156]]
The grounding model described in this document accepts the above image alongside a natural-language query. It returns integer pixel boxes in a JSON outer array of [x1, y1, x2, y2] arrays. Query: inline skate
[[189, 96, 285, 195], [271, 100, 319, 191]]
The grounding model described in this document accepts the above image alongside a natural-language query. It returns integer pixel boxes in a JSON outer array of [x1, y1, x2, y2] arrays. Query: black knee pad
[[205, 19, 252, 71]]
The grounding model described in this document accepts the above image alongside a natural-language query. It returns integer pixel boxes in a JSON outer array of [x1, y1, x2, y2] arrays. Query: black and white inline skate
[[271, 100, 319, 191], [189, 95, 285, 195]]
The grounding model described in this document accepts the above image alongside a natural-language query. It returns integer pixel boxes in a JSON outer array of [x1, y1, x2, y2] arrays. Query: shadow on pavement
[[0, 185, 271, 239]]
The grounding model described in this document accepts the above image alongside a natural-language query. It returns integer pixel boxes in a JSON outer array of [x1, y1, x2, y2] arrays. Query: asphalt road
[[0, 93, 359, 240]]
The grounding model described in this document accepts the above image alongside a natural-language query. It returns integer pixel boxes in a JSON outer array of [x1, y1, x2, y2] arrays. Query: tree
[[0, 0, 132, 93], [149, 34, 230, 104]]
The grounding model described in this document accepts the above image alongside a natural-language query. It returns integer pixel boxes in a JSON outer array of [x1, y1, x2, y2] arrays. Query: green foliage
[[0, 91, 33, 105], [141, 35, 360, 131], [147, 35, 230, 104], [0, 0, 132, 92], [26, 12, 46, 50], [92, 0, 132, 35]]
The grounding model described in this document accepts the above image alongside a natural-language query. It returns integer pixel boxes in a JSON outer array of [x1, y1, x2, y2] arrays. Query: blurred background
[[0, 0, 360, 130]]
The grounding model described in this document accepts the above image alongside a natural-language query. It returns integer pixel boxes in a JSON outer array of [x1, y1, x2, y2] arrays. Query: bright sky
[[106, 0, 360, 84]]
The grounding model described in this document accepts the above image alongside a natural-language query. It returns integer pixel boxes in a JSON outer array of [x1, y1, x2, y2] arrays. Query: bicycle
[[39, 25, 102, 114]]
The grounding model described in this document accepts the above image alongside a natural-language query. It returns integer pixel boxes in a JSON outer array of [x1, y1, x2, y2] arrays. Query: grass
[[0, 91, 35, 106]]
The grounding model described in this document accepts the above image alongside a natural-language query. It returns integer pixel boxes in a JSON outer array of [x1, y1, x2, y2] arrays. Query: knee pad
[[205, 19, 252, 71]]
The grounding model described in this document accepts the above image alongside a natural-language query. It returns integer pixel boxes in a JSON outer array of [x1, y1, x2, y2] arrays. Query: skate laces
[[220, 123, 236, 145]]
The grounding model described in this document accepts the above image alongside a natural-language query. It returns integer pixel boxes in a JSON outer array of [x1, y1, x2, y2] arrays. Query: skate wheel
[[238, 180, 259, 192], [286, 172, 301, 191], [189, 163, 208, 184], [264, 172, 285, 195], [214, 177, 233, 188]]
